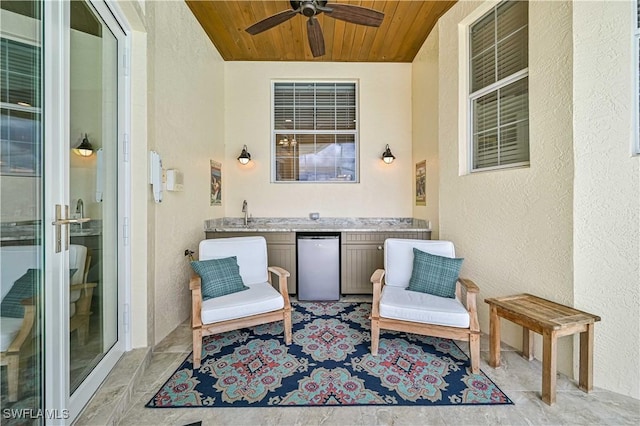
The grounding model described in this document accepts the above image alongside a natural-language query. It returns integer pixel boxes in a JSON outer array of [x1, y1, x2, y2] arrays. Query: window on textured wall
[[635, 0, 640, 154], [468, 0, 529, 172], [272, 81, 358, 183]]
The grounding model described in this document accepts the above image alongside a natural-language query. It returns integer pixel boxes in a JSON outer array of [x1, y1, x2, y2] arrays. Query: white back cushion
[[384, 239, 456, 288], [198, 237, 269, 285], [69, 244, 87, 285]]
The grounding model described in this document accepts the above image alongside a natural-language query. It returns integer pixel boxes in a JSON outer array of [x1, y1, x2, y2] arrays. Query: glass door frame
[[42, 0, 131, 421]]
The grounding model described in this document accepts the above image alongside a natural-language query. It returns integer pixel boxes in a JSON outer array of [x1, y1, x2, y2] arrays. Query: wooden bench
[[484, 293, 601, 405]]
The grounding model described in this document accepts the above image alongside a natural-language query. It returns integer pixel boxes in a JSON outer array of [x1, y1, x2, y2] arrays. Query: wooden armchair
[[190, 236, 292, 368], [370, 239, 481, 373], [0, 298, 35, 402], [0, 244, 95, 401]]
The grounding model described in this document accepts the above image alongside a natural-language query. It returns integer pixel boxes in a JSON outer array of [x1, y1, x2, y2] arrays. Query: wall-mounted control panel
[[166, 169, 184, 191], [149, 151, 163, 203]]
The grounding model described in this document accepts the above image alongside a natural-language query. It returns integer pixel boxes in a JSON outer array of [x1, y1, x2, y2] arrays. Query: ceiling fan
[[245, 1, 385, 58]]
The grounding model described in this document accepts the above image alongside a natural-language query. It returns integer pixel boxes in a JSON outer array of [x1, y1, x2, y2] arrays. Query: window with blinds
[[272, 82, 358, 182], [469, 0, 529, 171], [0, 38, 41, 176]]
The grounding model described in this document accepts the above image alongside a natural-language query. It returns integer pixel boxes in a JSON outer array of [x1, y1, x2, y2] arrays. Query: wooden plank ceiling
[[186, 1, 456, 62]]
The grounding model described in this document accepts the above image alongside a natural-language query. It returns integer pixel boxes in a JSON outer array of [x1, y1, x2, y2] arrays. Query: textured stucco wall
[[412, 23, 440, 239], [130, 28, 149, 348], [573, 0, 640, 399], [223, 62, 413, 219], [438, 0, 575, 375], [146, 0, 225, 344]]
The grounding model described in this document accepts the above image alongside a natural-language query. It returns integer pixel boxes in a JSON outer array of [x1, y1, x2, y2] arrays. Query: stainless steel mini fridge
[[297, 235, 340, 301]]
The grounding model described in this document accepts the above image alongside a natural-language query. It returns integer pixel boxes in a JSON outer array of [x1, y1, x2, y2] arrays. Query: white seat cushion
[[384, 239, 456, 288], [201, 282, 284, 325], [0, 317, 23, 352], [379, 285, 470, 328]]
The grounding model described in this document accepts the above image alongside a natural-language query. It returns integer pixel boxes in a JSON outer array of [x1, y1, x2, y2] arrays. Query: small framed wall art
[[210, 160, 222, 206], [415, 160, 426, 206]]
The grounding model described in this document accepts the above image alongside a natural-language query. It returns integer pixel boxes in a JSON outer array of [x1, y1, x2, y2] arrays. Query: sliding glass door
[[1, 0, 128, 422]]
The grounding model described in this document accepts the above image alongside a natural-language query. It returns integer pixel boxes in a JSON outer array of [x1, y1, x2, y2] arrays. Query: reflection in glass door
[[0, 1, 44, 421], [1, 0, 126, 422], [68, 0, 119, 395]]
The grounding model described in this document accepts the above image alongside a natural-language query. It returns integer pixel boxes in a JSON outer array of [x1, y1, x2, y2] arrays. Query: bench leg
[[489, 305, 501, 368], [579, 323, 595, 393], [542, 329, 557, 405], [522, 327, 534, 361]]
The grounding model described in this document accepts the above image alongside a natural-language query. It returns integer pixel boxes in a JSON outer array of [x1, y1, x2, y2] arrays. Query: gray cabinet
[[205, 231, 297, 294], [340, 231, 431, 294], [205, 229, 431, 296]]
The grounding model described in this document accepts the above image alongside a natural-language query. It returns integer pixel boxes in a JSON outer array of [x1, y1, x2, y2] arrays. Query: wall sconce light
[[237, 145, 251, 165], [73, 133, 94, 157], [381, 144, 395, 164]]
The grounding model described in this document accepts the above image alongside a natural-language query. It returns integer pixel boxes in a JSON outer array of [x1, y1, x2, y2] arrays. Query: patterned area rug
[[147, 302, 512, 408]]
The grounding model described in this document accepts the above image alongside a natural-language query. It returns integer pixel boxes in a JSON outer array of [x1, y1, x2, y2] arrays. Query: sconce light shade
[[237, 144, 251, 165], [382, 144, 395, 164], [73, 133, 94, 157]]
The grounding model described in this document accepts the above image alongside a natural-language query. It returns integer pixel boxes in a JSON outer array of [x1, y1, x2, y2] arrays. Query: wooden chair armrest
[[456, 277, 480, 333], [21, 297, 36, 306], [189, 274, 202, 290], [457, 277, 479, 293], [268, 266, 291, 308], [7, 304, 36, 353], [70, 282, 97, 292], [370, 269, 385, 319], [267, 266, 290, 279]]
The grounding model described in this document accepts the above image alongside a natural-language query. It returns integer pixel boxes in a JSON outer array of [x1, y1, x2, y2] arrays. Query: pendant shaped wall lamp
[[381, 144, 395, 164], [73, 133, 94, 157], [237, 145, 251, 165]]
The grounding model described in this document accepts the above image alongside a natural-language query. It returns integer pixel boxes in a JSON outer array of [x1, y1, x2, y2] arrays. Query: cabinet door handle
[[377, 246, 383, 250]]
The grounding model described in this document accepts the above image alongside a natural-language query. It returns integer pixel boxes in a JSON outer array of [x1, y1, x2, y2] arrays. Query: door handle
[[52, 205, 91, 252], [52, 217, 91, 226]]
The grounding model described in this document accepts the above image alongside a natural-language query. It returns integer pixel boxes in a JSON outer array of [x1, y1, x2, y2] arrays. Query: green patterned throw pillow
[[191, 256, 248, 300], [407, 248, 463, 299], [1, 269, 40, 318]]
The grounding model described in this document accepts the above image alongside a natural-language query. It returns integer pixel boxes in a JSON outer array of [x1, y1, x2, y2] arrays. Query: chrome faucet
[[242, 200, 248, 226], [76, 198, 84, 229]]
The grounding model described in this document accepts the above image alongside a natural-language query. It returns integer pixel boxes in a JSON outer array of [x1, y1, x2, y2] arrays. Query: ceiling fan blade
[[325, 3, 384, 27], [306, 17, 325, 57], [246, 9, 298, 35]]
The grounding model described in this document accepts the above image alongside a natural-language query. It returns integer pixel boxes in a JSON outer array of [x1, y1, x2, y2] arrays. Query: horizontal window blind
[[470, 0, 529, 170], [1, 38, 41, 176], [273, 82, 358, 182]]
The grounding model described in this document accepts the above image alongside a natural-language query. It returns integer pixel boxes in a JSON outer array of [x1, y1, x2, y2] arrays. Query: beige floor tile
[[77, 301, 640, 426]]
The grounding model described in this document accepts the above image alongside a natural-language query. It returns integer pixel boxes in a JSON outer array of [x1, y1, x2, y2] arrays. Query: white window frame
[[458, 0, 529, 174], [270, 80, 359, 183], [634, 0, 640, 155]]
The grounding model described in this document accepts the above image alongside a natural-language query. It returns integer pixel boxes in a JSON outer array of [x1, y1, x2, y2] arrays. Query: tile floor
[[75, 299, 640, 426]]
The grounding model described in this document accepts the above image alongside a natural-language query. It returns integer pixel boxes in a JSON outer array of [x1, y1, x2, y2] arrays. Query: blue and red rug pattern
[[146, 302, 512, 408]]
